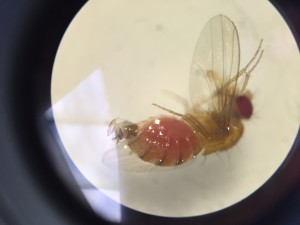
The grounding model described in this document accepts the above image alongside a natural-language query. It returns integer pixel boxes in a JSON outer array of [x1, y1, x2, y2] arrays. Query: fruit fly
[[108, 14, 263, 167]]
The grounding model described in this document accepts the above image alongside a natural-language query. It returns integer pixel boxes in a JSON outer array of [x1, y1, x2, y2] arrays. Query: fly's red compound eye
[[235, 95, 253, 119]]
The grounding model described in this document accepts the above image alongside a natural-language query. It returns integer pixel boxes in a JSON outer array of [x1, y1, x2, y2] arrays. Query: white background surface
[[51, 0, 300, 217]]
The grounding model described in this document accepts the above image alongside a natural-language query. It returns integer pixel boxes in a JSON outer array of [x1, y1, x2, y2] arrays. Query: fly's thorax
[[220, 118, 244, 149], [202, 118, 244, 155], [184, 109, 244, 155], [187, 109, 226, 135], [210, 111, 229, 132]]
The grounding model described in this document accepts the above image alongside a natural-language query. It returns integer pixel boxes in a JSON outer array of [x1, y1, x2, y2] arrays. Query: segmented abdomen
[[128, 116, 201, 166]]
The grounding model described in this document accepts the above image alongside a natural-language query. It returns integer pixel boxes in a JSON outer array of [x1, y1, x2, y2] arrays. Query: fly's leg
[[200, 37, 263, 107], [222, 39, 264, 93], [160, 89, 191, 112], [210, 39, 263, 100], [152, 103, 185, 117]]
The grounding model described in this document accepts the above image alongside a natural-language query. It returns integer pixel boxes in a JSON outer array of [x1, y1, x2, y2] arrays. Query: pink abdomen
[[128, 116, 201, 166]]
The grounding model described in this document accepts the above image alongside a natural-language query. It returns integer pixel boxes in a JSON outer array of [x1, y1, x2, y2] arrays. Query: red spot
[[235, 95, 253, 119], [131, 116, 200, 166]]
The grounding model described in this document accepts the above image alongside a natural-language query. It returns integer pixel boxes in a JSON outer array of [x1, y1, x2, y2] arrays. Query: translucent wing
[[190, 15, 240, 125]]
